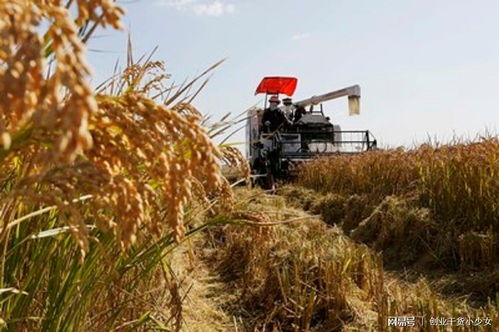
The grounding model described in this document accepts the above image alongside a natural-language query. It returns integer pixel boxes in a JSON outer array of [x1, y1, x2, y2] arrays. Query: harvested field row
[[294, 139, 498, 273], [195, 188, 498, 331], [298, 139, 498, 231]]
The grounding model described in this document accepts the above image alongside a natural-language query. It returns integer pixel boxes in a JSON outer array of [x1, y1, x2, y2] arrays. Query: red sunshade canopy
[[255, 77, 298, 96]]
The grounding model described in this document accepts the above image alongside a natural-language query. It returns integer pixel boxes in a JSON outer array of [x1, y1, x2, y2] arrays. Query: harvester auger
[[246, 77, 377, 190]]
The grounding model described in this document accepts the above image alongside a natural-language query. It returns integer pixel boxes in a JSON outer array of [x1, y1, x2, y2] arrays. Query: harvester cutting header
[[246, 76, 377, 189]]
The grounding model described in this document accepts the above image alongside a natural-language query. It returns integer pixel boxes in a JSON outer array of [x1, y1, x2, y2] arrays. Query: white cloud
[[154, 0, 194, 9], [194, 1, 235, 16], [155, 0, 235, 17], [292, 32, 311, 41]]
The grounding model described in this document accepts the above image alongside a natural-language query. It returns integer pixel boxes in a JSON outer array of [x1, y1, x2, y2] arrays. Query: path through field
[[174, 188, 497, 331], [172, 239, 240, 331]]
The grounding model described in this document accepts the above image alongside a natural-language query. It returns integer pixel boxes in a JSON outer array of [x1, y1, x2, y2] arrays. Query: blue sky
[[87, 0, 499, 148]]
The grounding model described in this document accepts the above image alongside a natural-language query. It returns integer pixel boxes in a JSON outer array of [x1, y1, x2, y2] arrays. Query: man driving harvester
[[281, 97, 295, 123], [261, 95, 290, 133], [282, 97, 307, 124]]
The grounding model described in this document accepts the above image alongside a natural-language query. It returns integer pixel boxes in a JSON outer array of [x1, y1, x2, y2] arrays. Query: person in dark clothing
[[293, 105, 307, 123], [261, 95, 288, 133], [281, 97, 296, 131]]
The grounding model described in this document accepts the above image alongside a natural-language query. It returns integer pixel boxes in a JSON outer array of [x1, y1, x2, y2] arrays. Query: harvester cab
[[246, 77, 377, 189]]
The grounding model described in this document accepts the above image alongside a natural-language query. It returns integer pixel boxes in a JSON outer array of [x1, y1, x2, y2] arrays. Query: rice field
[[296, 138, 498, 272], [196, 140, 498, 330], [0, 1, 234, 329], [204, 188, 498, 331]]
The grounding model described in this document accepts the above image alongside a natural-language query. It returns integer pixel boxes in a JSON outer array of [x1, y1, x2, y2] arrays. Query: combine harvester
[[246, 76, 377, 189]]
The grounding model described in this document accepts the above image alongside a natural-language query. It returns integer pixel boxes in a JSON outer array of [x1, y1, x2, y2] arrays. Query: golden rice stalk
[[74, 0, 124, 29], [220, 145, 251, 180], [0, 0, 123, 164], [0, 1, 232, 252], [7, 92, 232, 251], [89, 94, 229, 246], [458, 230, 497, 270]]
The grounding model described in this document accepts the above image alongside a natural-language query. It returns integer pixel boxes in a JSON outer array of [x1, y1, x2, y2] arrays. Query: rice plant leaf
[[30, 225, 96, 239], [0, 288, 28, 296]]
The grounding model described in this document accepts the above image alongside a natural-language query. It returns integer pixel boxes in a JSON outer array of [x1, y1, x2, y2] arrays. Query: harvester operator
[[282, 97, 307, 124], [293, 104, 307, 123], [262, 95, 289, 133], [281, 98, 295, 123]]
